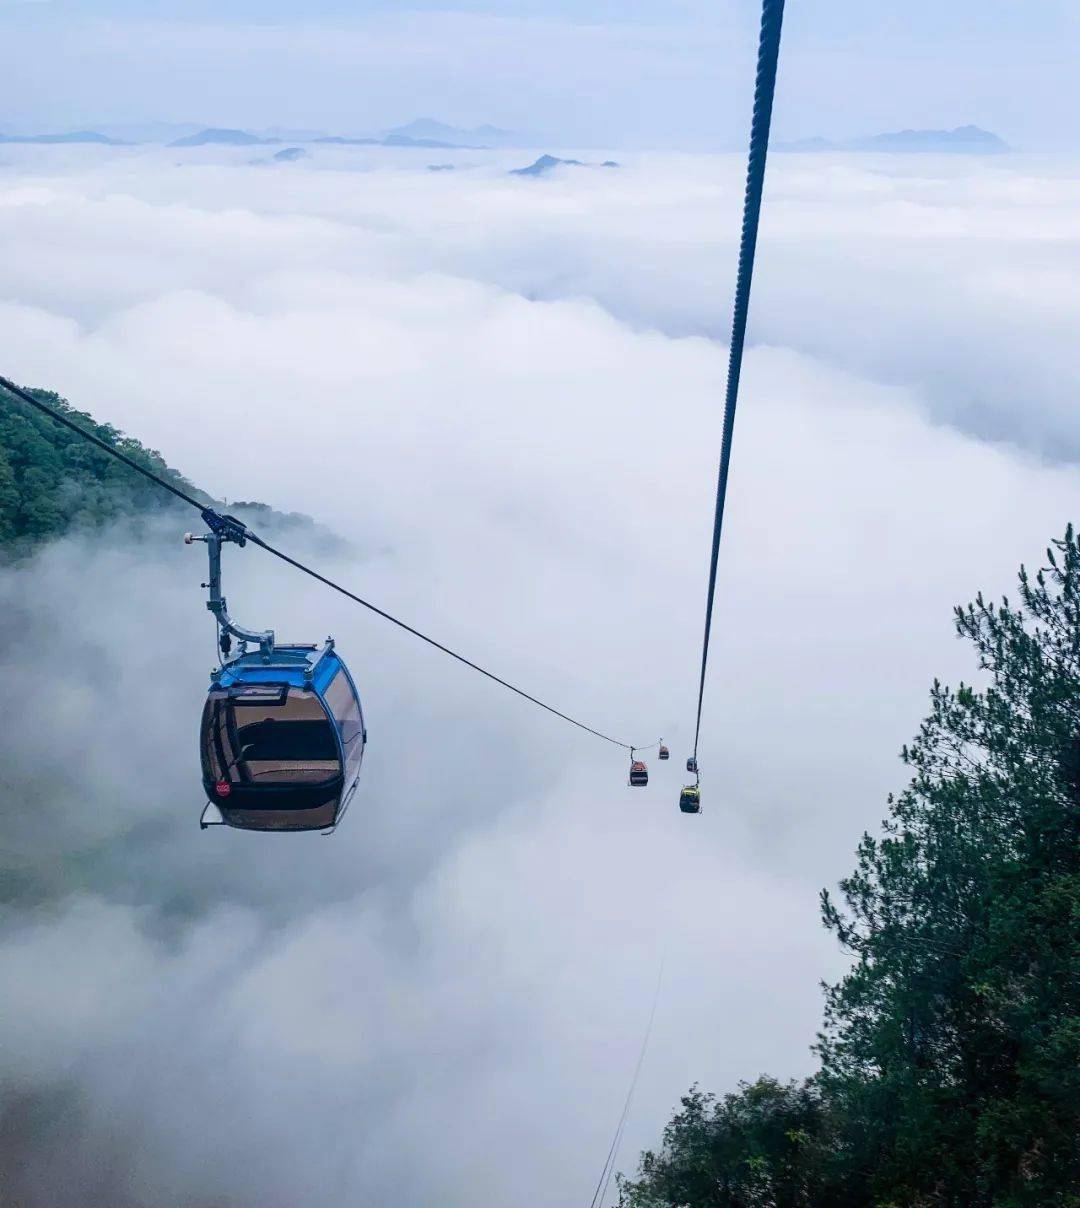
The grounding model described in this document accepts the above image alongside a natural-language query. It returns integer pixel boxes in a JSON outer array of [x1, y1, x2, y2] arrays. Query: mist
[[2, 146, 1080, 1204]]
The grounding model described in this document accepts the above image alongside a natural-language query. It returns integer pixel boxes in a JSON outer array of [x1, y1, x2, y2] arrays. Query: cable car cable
[[587, 955, 665, 1208], [691, 0, 786, 766], [242, 528, 657, 751], [0, 373, 656, 753]]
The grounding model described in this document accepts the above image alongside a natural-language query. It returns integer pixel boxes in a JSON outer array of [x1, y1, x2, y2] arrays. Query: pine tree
[[621, 530, 1080, 1207], [818, 527, 1080, 1205]]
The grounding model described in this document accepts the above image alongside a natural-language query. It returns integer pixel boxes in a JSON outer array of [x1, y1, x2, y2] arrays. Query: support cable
[[0, 374, 655, 753], [691, 0, 786, 766]]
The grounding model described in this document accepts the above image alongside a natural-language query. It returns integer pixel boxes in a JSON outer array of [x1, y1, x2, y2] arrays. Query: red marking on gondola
[[215, 779, 232, 797]]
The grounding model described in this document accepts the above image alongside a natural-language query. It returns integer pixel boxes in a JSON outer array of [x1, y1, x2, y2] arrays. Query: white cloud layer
[[1, 146, 1079, 1204]]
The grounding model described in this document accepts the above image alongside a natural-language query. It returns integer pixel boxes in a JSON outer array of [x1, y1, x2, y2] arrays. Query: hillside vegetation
[[0, 385, 204, 551], [0, 383, 334, 554], [621, 532, 1080, 1207]]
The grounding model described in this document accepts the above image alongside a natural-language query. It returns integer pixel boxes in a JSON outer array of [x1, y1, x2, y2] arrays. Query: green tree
[[0, 383, 339, 557], [0, 384, 204, 553], [621, 529, 1080, 1207], [618, 1080, 839, 1207], [818, 528, 1080, 1205]]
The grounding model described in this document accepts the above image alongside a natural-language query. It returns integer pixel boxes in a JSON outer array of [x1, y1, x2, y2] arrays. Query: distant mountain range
[[0, 130, 128, 146], [249, 146, 309, 166], [168, 123, 509, 150], [88, 121, 202, 143], [0, 117, 529, 151], [510, 154, 620, 177], [0, 120, 1007, 157], [183, 129, 484, 150], [168, 120, 528, 150], [311, 135, 381, 147], [777, 125, 1008, 154], [170, 127, 275, 147], [382, 119, 521, 148]]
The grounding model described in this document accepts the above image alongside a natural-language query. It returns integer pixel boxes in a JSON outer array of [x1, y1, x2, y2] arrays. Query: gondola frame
[[199, 640, 366, 834]]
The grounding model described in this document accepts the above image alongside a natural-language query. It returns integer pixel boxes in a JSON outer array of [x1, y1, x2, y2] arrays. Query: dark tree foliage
[[618, 1080, 837, 1208], [0, 385, 206, 552], [0, 385, 341, 558], [621, 531, 1080, 1208]]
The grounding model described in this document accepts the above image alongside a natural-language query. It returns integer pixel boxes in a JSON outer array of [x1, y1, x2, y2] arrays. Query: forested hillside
[[0, 383, 333, 553], [0, 385, 202, 550], [621, 533, 1080, 1207]]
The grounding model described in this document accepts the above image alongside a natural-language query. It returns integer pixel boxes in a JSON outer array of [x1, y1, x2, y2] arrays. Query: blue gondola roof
[[214, 642, 342, 694]]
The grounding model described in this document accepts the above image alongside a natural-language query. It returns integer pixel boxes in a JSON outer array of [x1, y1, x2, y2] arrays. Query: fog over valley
[[2, 144, 1080, 1204]]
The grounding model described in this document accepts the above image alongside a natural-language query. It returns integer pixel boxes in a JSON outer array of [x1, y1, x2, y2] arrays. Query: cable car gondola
[[188, 517, 366, 834], [679, 784, 701, 814], [629, 759, 649, 787], [658, 743, 670, 760], [686, 756, 698, 774]]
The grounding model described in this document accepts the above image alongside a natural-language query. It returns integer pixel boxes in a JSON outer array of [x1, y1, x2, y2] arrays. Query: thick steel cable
[[0, 374, 654, 752], [692, 0, 786, 764]]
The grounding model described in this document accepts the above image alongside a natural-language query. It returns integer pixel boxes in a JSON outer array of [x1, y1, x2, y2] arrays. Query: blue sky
[[2, 0, 1077, 146]]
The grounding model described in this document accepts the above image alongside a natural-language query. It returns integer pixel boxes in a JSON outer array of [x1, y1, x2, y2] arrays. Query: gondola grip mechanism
[[185, 515, 275, 660]]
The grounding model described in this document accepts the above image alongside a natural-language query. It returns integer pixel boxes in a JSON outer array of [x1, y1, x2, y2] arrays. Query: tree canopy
[[0, 384, 335, 554], [0, 385, 205, 552], [620, 530, 1080, 1207]]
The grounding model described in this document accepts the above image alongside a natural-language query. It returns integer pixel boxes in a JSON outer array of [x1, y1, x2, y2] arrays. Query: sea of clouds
[[2, 144, 1079, 1205]]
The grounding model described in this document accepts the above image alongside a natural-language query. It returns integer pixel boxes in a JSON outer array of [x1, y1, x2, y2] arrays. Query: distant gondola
[[686, 756, 698, 774], [679, 784, 701, 814], [629, 760, 649, 787], [658, 743, 670, 760]]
